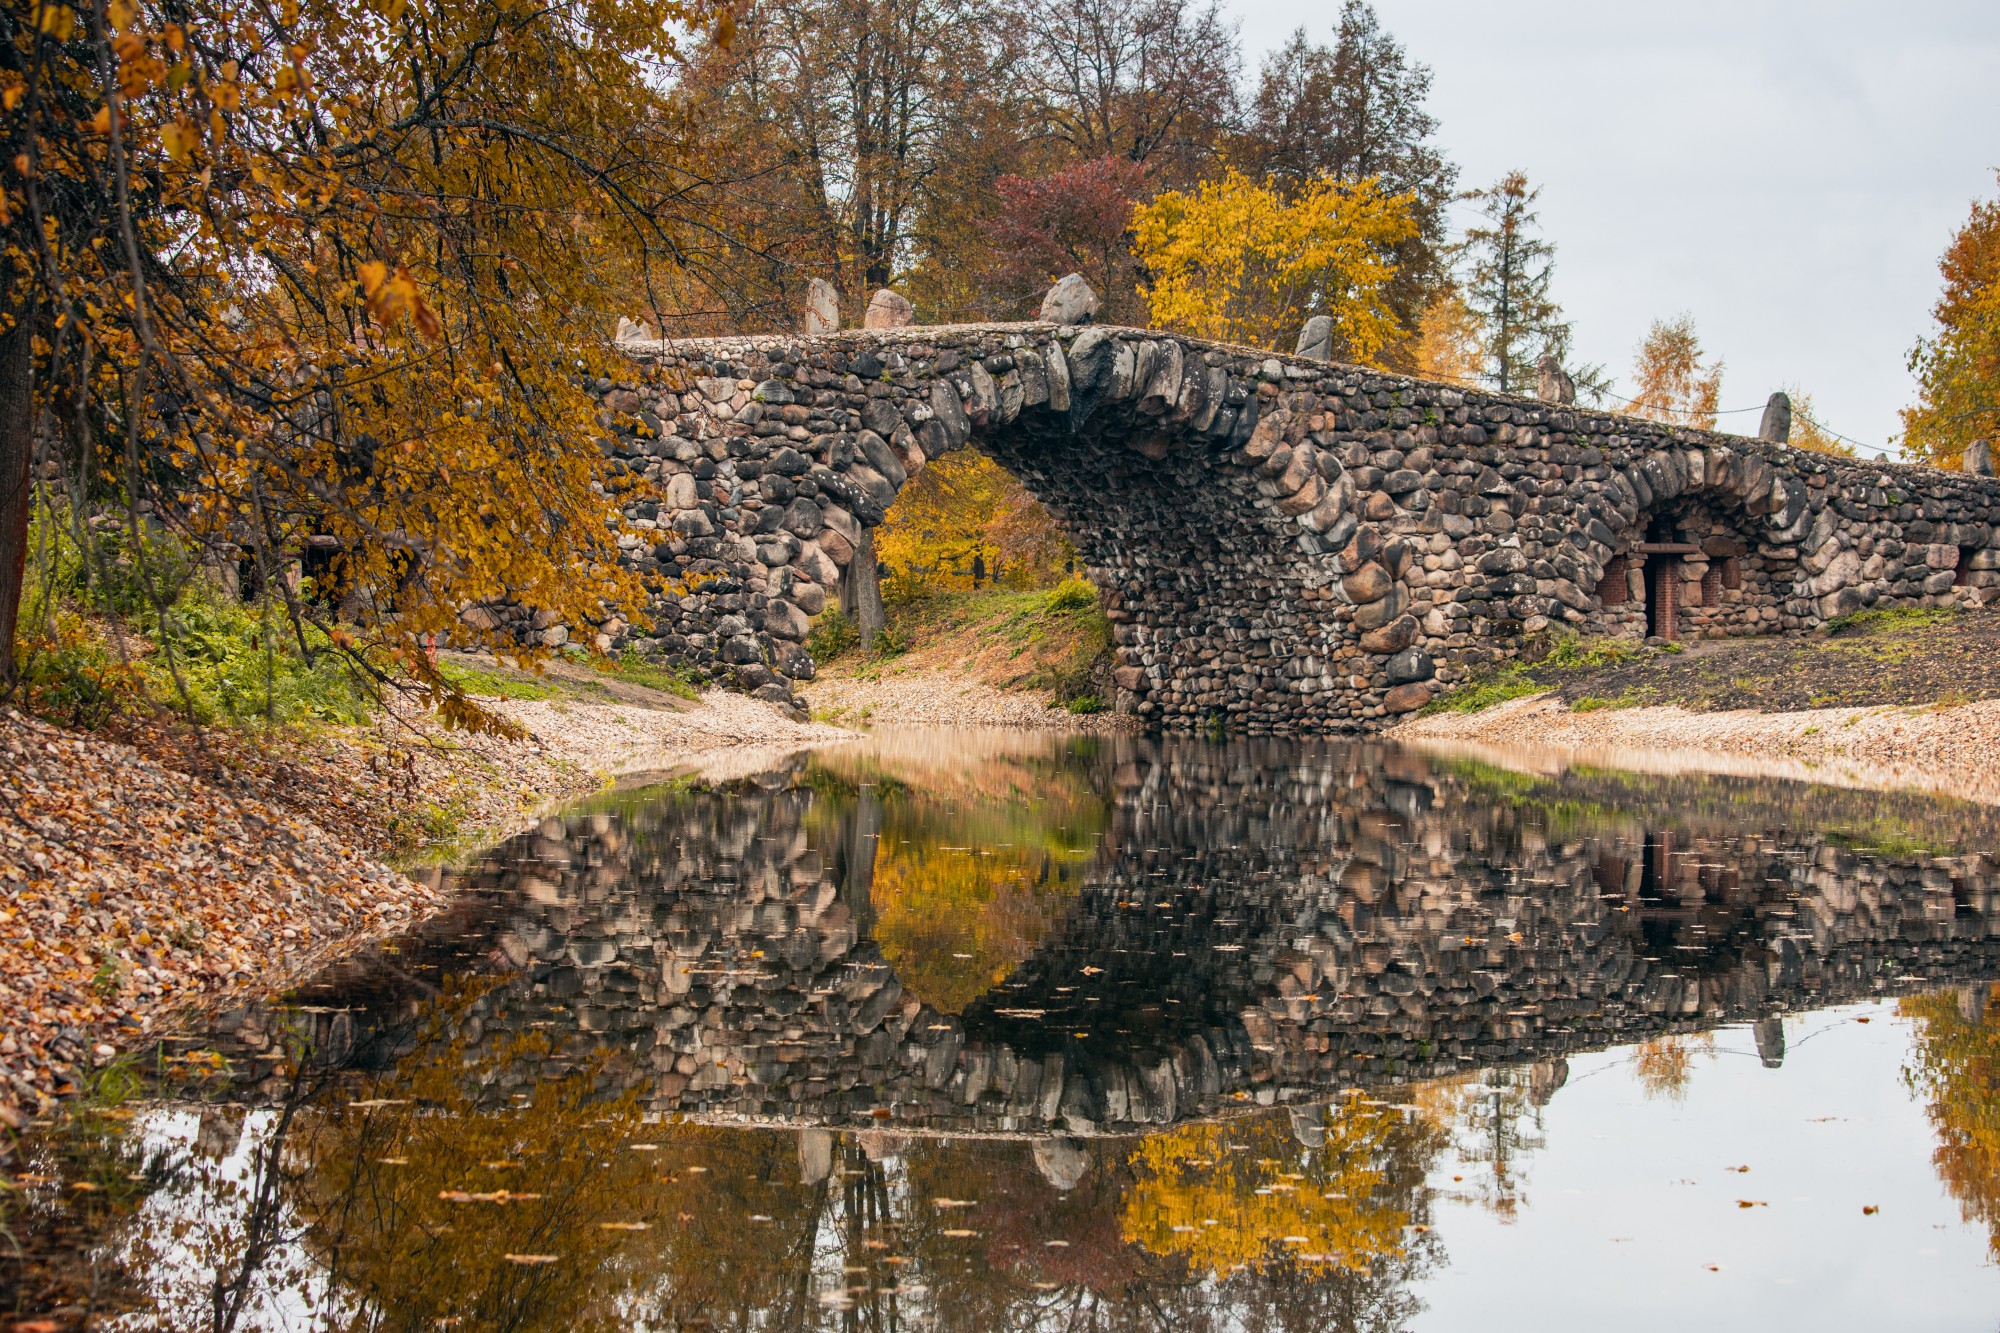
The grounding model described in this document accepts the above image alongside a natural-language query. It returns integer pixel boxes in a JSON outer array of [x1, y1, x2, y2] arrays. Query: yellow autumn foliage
[[1131, 169, 1417, 361], [875, 451, 1074, 598], [1120, 1095, 1431, 1277], [1901, 985, 2000, 1258]]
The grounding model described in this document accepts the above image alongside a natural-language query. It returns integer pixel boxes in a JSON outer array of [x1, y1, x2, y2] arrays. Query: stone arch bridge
[[532, 323, 2000, 730]]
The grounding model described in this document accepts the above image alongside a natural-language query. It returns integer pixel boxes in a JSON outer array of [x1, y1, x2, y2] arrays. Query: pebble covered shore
[[1397, 693, 2000, 805]]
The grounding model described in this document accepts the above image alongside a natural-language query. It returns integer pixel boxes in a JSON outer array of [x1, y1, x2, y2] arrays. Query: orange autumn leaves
[[5, 0, 733, 709], [357, 262, 443, 342]]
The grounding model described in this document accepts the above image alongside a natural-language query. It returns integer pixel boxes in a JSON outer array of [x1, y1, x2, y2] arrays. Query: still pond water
[[8, 729, 2000, 1330]]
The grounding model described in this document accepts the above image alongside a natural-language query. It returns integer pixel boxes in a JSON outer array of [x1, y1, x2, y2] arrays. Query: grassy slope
[[809, 585, 1113, 709], [1425, 606, 2000, 717]]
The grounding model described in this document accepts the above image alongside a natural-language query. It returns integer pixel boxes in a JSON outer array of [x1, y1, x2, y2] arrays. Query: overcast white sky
[[1225, 0, 2000, 456]]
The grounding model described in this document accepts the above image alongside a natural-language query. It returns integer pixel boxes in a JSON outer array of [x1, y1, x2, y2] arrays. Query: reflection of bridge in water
[[213, 738, 2000, 1133]]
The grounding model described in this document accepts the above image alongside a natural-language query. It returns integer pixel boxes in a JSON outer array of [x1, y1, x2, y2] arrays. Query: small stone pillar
[[863, 288, 914, 329], [839, 526, 886, 649], [1038, 273, 1100, 325], [1758, 392, 1792, 444], [1965, 439, 1994, 476], [1295, 315, 1333, 361], [804, 278, 840, 334], [1536, 354, 1575, 404]]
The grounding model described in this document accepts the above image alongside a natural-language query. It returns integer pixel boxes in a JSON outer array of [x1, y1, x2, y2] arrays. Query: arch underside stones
[[204, 741, 2000, 1135], [560, 324, 2000, 732]]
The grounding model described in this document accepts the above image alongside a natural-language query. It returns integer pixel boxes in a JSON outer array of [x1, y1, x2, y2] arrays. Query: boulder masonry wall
[[535, 322, 2000, 732]]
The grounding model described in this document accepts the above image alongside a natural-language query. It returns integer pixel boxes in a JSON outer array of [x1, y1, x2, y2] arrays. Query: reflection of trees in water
[[1630, 1033, 1718, 1103], [69, 991, 1452, 1332], [1119, 1096, 1436, 1279], [802, 736, 1108, 1015], [1902, 982, 2000, 1260], [1411, 1063, 1559, 1222]]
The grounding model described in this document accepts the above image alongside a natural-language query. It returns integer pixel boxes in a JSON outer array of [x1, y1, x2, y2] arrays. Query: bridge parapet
[[532, 322, 2000, 731]]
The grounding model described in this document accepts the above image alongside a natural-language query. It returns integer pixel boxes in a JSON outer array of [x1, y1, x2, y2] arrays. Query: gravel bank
[[1395, 693, 2000, 805], [802, 675, 1138, 732], [484, 689, 855, 783]]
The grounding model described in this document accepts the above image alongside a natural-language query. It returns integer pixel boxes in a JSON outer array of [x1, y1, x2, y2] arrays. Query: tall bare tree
[[1023, 0, 1239, 186], [680, 0, 1022, 317]]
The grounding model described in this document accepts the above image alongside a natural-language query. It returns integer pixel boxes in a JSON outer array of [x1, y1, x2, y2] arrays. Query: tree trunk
[[0, 291, 35, 692]]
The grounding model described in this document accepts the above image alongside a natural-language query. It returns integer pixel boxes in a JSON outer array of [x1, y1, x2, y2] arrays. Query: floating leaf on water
[[684, 1166, 709, 1173], [378, 1158, 410, 1166], [750, 1214, 774, 1222], [1727, 1165, 1750, 1173], [1863, 1205, 1881, 1215], [1736, 1200, 1767, 1209], [628, 1144, 660, 1152], [1044, 1239, 1070, 1247], [599, 1221, 651, 1231], [942, 1229, 977, 1238], [932, 1198, 977, 1208], [348, 1099, 409, 1110], [483, 1160, 520, 1170], [503, 1254, 559, 1266]]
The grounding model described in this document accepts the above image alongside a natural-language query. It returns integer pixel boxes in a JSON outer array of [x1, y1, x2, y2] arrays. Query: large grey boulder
[[1039, 273, 1100, 325], [1759, 392, 1792, 444], [1295, 316, 1334, 361], [804, 278, 840, 334], [1965, 439, 1994, 476], [863, 288, 914, 329]]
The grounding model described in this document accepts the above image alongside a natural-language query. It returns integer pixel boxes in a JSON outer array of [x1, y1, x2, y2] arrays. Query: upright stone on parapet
[[1965, 439, 1995, 476], [1536, 354, 1575, 404], [1295, 316, 1333, 361], [863, 288, 914, 329], [1758, 392, 1792, 444], [613, 315, 657, 345], [804, 278, 841, 334], [1039, 273, 1100, 325]]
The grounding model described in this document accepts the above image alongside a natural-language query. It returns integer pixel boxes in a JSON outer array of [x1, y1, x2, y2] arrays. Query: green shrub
[[148, 588, 370, 726], [1063, 693, 1107, 715], [807, 608, 860, 662], [1045, 576, 1099, 614], [1535, 633, 1647, 670]]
